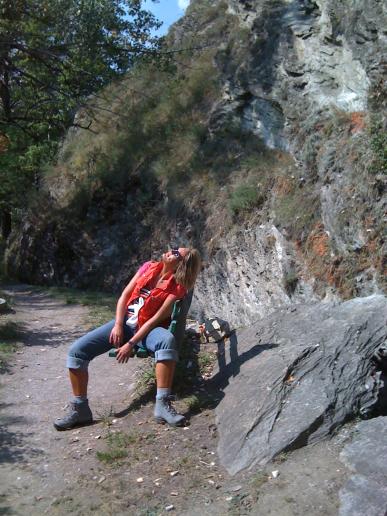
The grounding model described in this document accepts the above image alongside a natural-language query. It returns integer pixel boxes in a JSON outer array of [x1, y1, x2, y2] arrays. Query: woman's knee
[[146, 328, 178, 363], [66, 340, 90, 370]]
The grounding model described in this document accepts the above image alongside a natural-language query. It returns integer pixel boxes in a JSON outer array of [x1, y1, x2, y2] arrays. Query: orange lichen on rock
[[274, 176, 293, 196], [307, 223, 330, 257], [349, 112, 366, 134]]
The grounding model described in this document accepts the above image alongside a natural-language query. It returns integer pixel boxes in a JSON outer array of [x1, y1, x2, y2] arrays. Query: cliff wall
[[5, 0, 386, 325]]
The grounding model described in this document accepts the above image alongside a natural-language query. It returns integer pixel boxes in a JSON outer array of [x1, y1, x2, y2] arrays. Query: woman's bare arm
[[115, 270, 142, 326], [130, 294, 177, 345], [115, 294, 178, 362], [109, 269, 142, 346]]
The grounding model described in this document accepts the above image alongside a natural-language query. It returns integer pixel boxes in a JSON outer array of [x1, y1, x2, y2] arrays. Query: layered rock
[[214, 295, 387, 474], [339, 417, 387, 516], [5, 0, 386, 319]]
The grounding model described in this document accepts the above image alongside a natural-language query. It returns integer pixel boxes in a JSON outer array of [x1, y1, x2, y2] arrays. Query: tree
[[0, 0, 161, 237]]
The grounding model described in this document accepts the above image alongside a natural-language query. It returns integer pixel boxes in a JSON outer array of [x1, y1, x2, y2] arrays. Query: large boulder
[[339, 417, 387, 516], [215, 295, 387, 474]]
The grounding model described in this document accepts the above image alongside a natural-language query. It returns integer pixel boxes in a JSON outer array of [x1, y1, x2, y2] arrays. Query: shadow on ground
[[114, 332, 278, 421]]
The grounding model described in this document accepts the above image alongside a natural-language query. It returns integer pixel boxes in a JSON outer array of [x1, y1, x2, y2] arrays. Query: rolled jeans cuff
[[66, 355, 90, 370], [154, 348, 178, 363]]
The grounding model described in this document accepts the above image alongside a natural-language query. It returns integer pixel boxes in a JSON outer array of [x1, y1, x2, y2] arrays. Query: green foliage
[[273, 179, 319, 240], [96, 430, 143, 464], [283, 271, 298, 295], [0, 0, 161, 132], [229, 184, 264, 215], [33, 285, 116, 328], [0, 0, 161, 234], [0, 320, 22, 372], [369, 117, 387, 175]]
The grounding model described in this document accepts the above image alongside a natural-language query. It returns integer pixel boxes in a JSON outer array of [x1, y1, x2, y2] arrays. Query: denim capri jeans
[[67, 318, 178, 370]]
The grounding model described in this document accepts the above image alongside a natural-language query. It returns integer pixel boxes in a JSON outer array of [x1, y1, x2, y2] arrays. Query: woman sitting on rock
[[54, 247, 201, 430]]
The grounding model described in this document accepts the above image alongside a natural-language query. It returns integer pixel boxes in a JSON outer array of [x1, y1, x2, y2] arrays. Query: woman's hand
[[109, 323, 124, 347], [116, 341, 135, 363]]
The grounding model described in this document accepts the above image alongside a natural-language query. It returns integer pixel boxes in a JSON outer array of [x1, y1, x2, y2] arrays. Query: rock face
[[215, 295, 387, 474], [339, 417, 387, 516], [5, 0, 386, 318]]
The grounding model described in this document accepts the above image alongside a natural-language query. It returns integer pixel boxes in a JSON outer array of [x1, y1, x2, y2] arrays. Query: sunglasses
[[171, 247, 182, 259]]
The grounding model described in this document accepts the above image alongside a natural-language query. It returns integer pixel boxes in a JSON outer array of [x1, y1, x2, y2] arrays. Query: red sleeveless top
[[128, 262, 186, 329]]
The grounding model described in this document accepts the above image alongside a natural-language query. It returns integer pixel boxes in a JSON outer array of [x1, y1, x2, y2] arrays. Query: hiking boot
[[53, 401, 93, 430], [154, 396, 185, 427]]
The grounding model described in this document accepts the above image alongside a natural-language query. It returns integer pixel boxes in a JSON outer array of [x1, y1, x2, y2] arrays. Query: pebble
[[170, 470, 179, 477], [98, 476, 106, 484], [94, 435, 101, 439], [229, 485, 242, 492], [165, 505, 174, 512], [271, 470, 279, 478], [170, 492, 178, 496], [137, 477, 144, 483]]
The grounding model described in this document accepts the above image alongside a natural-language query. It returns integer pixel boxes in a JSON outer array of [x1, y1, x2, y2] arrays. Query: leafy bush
[[369, 117, 387, 175], [229, 184, 264, 215]]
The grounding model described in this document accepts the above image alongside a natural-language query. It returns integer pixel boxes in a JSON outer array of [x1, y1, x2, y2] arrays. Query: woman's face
[[162, 247, 189, 268]]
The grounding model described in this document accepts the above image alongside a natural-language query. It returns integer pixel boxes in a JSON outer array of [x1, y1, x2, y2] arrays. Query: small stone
[[229, 485, 242, 492], [94, 435, 101, 439], [112, 419, 118, 424], [271, 470, 279, 478], [165, 505, 174, 512], [170, 470, 179, 477], [137, 477, 144, 483], [226, 496, 233, 501], [170, 491, 178, 496], [98, 476, 106, 484]]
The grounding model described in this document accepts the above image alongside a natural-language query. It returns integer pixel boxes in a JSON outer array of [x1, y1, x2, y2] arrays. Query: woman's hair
[[174, 248, 202, 291]]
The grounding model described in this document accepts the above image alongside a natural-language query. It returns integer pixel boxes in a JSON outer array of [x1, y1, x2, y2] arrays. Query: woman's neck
[[160, 262, 174, 279]]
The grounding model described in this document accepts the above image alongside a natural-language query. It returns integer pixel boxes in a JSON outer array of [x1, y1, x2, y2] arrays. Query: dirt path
[[1, 285, 350, 516], [0, 285, 145, 514], [0, 285, 233, 516]]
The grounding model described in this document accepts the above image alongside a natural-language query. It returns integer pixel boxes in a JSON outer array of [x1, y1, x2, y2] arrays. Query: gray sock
[[73, 395, 88, 404], [156, 388, 170, 400]]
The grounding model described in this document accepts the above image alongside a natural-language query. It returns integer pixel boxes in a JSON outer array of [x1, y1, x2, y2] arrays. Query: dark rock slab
[[215, 295, 387, 474], [339, 417, 387, 516]]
